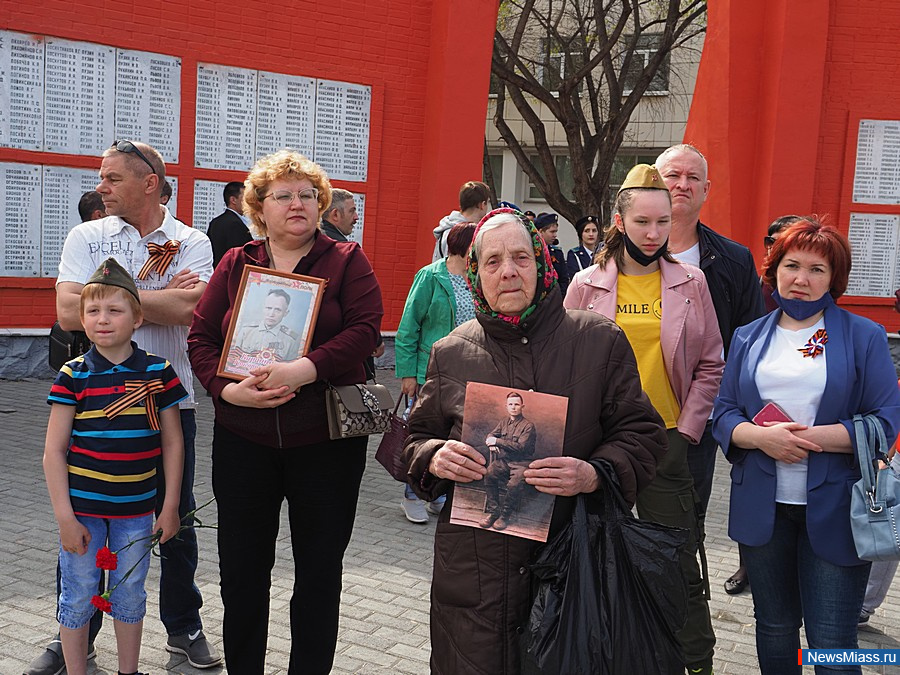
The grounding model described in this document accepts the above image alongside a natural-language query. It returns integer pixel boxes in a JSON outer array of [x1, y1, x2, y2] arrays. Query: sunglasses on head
[[763, 236, 776, 247], [111, 140, 157, 176]]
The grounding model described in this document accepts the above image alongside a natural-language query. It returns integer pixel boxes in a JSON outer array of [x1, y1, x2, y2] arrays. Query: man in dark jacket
[[320, 189, 383, 378], [656, 144, 765, 607], [320, 188, 358, 242], [207, 181, 252, 267]]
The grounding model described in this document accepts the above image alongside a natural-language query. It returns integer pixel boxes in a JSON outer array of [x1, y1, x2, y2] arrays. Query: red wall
[[0, 0, 498, 330], [685, 0, 900, 331]]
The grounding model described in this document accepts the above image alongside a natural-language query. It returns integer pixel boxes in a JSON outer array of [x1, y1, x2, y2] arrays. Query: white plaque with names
[[192, 180, 230, 234], [846, 212, 900, 297], [41, 167, 102, 277], [256, 71, 316, 158], [314, 79, 371, 182], [346, 192, 366, 246], [44, 38, 115, 156], [115, 49, 181, 162], [195, 63, 257, 170], [852, 120, 900, 205], [0, 30, 44, 151], [0, 163, 42, 277], [163, 176, 178, 219]]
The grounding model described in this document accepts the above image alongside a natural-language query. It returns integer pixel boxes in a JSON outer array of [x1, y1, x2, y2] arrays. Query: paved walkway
[[1, 375, 899, 674]]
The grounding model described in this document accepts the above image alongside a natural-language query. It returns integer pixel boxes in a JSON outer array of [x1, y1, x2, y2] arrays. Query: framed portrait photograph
[[217, 265, 327, 381], [450, 382, 569, 542]]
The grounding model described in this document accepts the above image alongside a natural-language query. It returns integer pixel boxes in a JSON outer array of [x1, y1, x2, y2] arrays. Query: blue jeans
[[741, 503, 870, 674], [404, 484, 446, 505], [58, 514, 153, 629], [53, 409, 203, 637]]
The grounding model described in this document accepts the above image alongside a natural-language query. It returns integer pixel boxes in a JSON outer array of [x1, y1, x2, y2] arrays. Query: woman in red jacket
[[564, 164, 723, 674]]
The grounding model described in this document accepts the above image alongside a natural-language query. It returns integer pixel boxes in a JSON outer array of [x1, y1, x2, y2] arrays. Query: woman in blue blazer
[[713, 219, 900, 674]]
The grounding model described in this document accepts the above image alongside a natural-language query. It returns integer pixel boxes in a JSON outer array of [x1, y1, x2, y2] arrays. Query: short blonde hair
[[79, 283, 142, 320], [102, 141, 166, 194], [243, 150, 333, 238]]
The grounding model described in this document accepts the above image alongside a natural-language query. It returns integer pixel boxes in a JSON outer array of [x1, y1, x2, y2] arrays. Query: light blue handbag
[[850, 414, 900, 561]]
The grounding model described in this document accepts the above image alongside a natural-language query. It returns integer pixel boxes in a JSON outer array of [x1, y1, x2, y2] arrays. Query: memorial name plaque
[[163, 176, 178, 219], [846, 212, 900, 297], [346, 192, 366, 246], [41, 166, 102, 277], [196, 63, 257, 171], [256, 70, 316, 159], [314, 79, 371, 182], [0, 162, 42, 277], [0, 30, 44, 151], [853, 120, 900, 205], [192, 179, 230, 235], [44, 38, 115, 156], [115, 49, 181, 163]]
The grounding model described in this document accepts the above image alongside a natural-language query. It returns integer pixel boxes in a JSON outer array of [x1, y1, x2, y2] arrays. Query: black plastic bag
[[522, 495, 604, 674], [522, 467, 690, 674]]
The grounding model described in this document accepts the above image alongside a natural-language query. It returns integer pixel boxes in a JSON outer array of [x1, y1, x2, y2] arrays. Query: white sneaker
[[401, 496, 429, 523], [426, 499, 445, 515]]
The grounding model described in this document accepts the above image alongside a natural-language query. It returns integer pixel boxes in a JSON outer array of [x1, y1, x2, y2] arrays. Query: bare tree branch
[[491, 0, 707, 224]]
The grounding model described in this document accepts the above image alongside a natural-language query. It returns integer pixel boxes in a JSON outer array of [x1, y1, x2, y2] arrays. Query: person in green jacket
[[395, 223, 476, 523]]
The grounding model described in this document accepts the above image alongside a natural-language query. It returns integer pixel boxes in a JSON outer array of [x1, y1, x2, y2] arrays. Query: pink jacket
[[564, 258, 724, 443]]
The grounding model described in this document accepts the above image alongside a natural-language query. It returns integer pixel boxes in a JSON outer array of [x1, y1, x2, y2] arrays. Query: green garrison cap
[[618, 164, 667, 195], [85, 257, 140, 302]]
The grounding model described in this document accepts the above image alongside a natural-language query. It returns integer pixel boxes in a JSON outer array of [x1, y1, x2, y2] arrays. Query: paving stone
[[3, 375, 899, 673]]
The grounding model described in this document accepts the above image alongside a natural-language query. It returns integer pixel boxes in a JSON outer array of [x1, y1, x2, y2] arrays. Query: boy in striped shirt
[[43, 258, 185, 675]]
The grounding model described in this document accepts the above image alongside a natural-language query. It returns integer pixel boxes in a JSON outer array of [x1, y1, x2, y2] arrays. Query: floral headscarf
[[465, 208, 558, 325]]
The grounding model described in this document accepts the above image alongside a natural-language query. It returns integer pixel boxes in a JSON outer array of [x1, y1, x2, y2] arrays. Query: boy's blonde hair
[[80, 283, 143, 319]]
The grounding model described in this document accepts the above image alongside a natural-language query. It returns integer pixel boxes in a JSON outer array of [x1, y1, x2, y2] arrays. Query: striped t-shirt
[[48, 344, 188, 518]]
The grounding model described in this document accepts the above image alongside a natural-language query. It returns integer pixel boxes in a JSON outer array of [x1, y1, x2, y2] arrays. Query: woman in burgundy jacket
[[188, 150, 382, 675]]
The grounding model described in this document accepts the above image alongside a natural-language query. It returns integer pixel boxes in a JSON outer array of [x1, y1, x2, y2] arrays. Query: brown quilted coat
[[404, 288, 667, 674]]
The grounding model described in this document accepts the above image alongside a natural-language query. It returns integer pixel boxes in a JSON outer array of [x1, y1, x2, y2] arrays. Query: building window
[[622, 33, 670, 95], [608, 150, 665, 208], [527, 154, 575, 202], [485, 153, 504, 188], [538, 38, 583, 93]]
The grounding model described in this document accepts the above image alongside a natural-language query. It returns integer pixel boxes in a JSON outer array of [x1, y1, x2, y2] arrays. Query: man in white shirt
[[26, 140, 221, 675]]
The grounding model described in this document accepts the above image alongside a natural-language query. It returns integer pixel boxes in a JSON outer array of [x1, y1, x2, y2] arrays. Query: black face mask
[[622, 230, 668, 267]]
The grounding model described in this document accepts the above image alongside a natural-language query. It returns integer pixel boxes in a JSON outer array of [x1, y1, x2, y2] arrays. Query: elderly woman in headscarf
[[403, 208, 667, 675]]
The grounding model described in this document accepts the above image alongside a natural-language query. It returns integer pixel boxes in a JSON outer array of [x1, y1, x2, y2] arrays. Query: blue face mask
[[771, 288, 835, 320]]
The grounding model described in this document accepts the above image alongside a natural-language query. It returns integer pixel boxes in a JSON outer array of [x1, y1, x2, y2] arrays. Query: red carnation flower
[[91, 594, 112, 614], [95, 546, 118, 571]]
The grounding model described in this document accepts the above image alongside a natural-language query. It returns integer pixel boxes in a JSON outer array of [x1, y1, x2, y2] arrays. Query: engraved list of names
[[255, 71, 316, 159], [44, 38, 115, 156], [853, 120, 900, 205], [314, 79, 371, 182], [0, 163, 42, 277], [196, 64, 257, 171], [115, 49, 181, 163], [0, 31, 44, 151]]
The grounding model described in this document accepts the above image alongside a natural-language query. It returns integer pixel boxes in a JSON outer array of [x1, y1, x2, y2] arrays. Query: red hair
[[762, 218, 851, 299]]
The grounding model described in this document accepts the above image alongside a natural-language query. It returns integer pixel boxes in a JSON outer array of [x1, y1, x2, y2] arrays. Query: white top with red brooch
[[756, 316, 827, 505]]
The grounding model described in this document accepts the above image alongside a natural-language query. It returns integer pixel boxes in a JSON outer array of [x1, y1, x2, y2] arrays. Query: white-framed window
[[608, 149, 666, 210], [526, 154, 575, 202], [484, 153, 504, 188], [622, 34, 670, 96]]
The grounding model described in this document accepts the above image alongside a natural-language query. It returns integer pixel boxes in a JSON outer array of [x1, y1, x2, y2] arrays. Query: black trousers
[[212, 424, 367, 675]]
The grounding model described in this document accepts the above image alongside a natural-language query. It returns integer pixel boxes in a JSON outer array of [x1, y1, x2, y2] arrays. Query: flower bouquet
[[91, 498, 215, 614]]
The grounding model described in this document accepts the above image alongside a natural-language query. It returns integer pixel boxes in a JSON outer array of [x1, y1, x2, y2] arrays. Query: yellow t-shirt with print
[[615, 270, 680, 429]]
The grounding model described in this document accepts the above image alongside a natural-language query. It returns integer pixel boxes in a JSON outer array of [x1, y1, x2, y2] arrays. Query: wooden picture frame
[[217, 265, 327, 381]]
